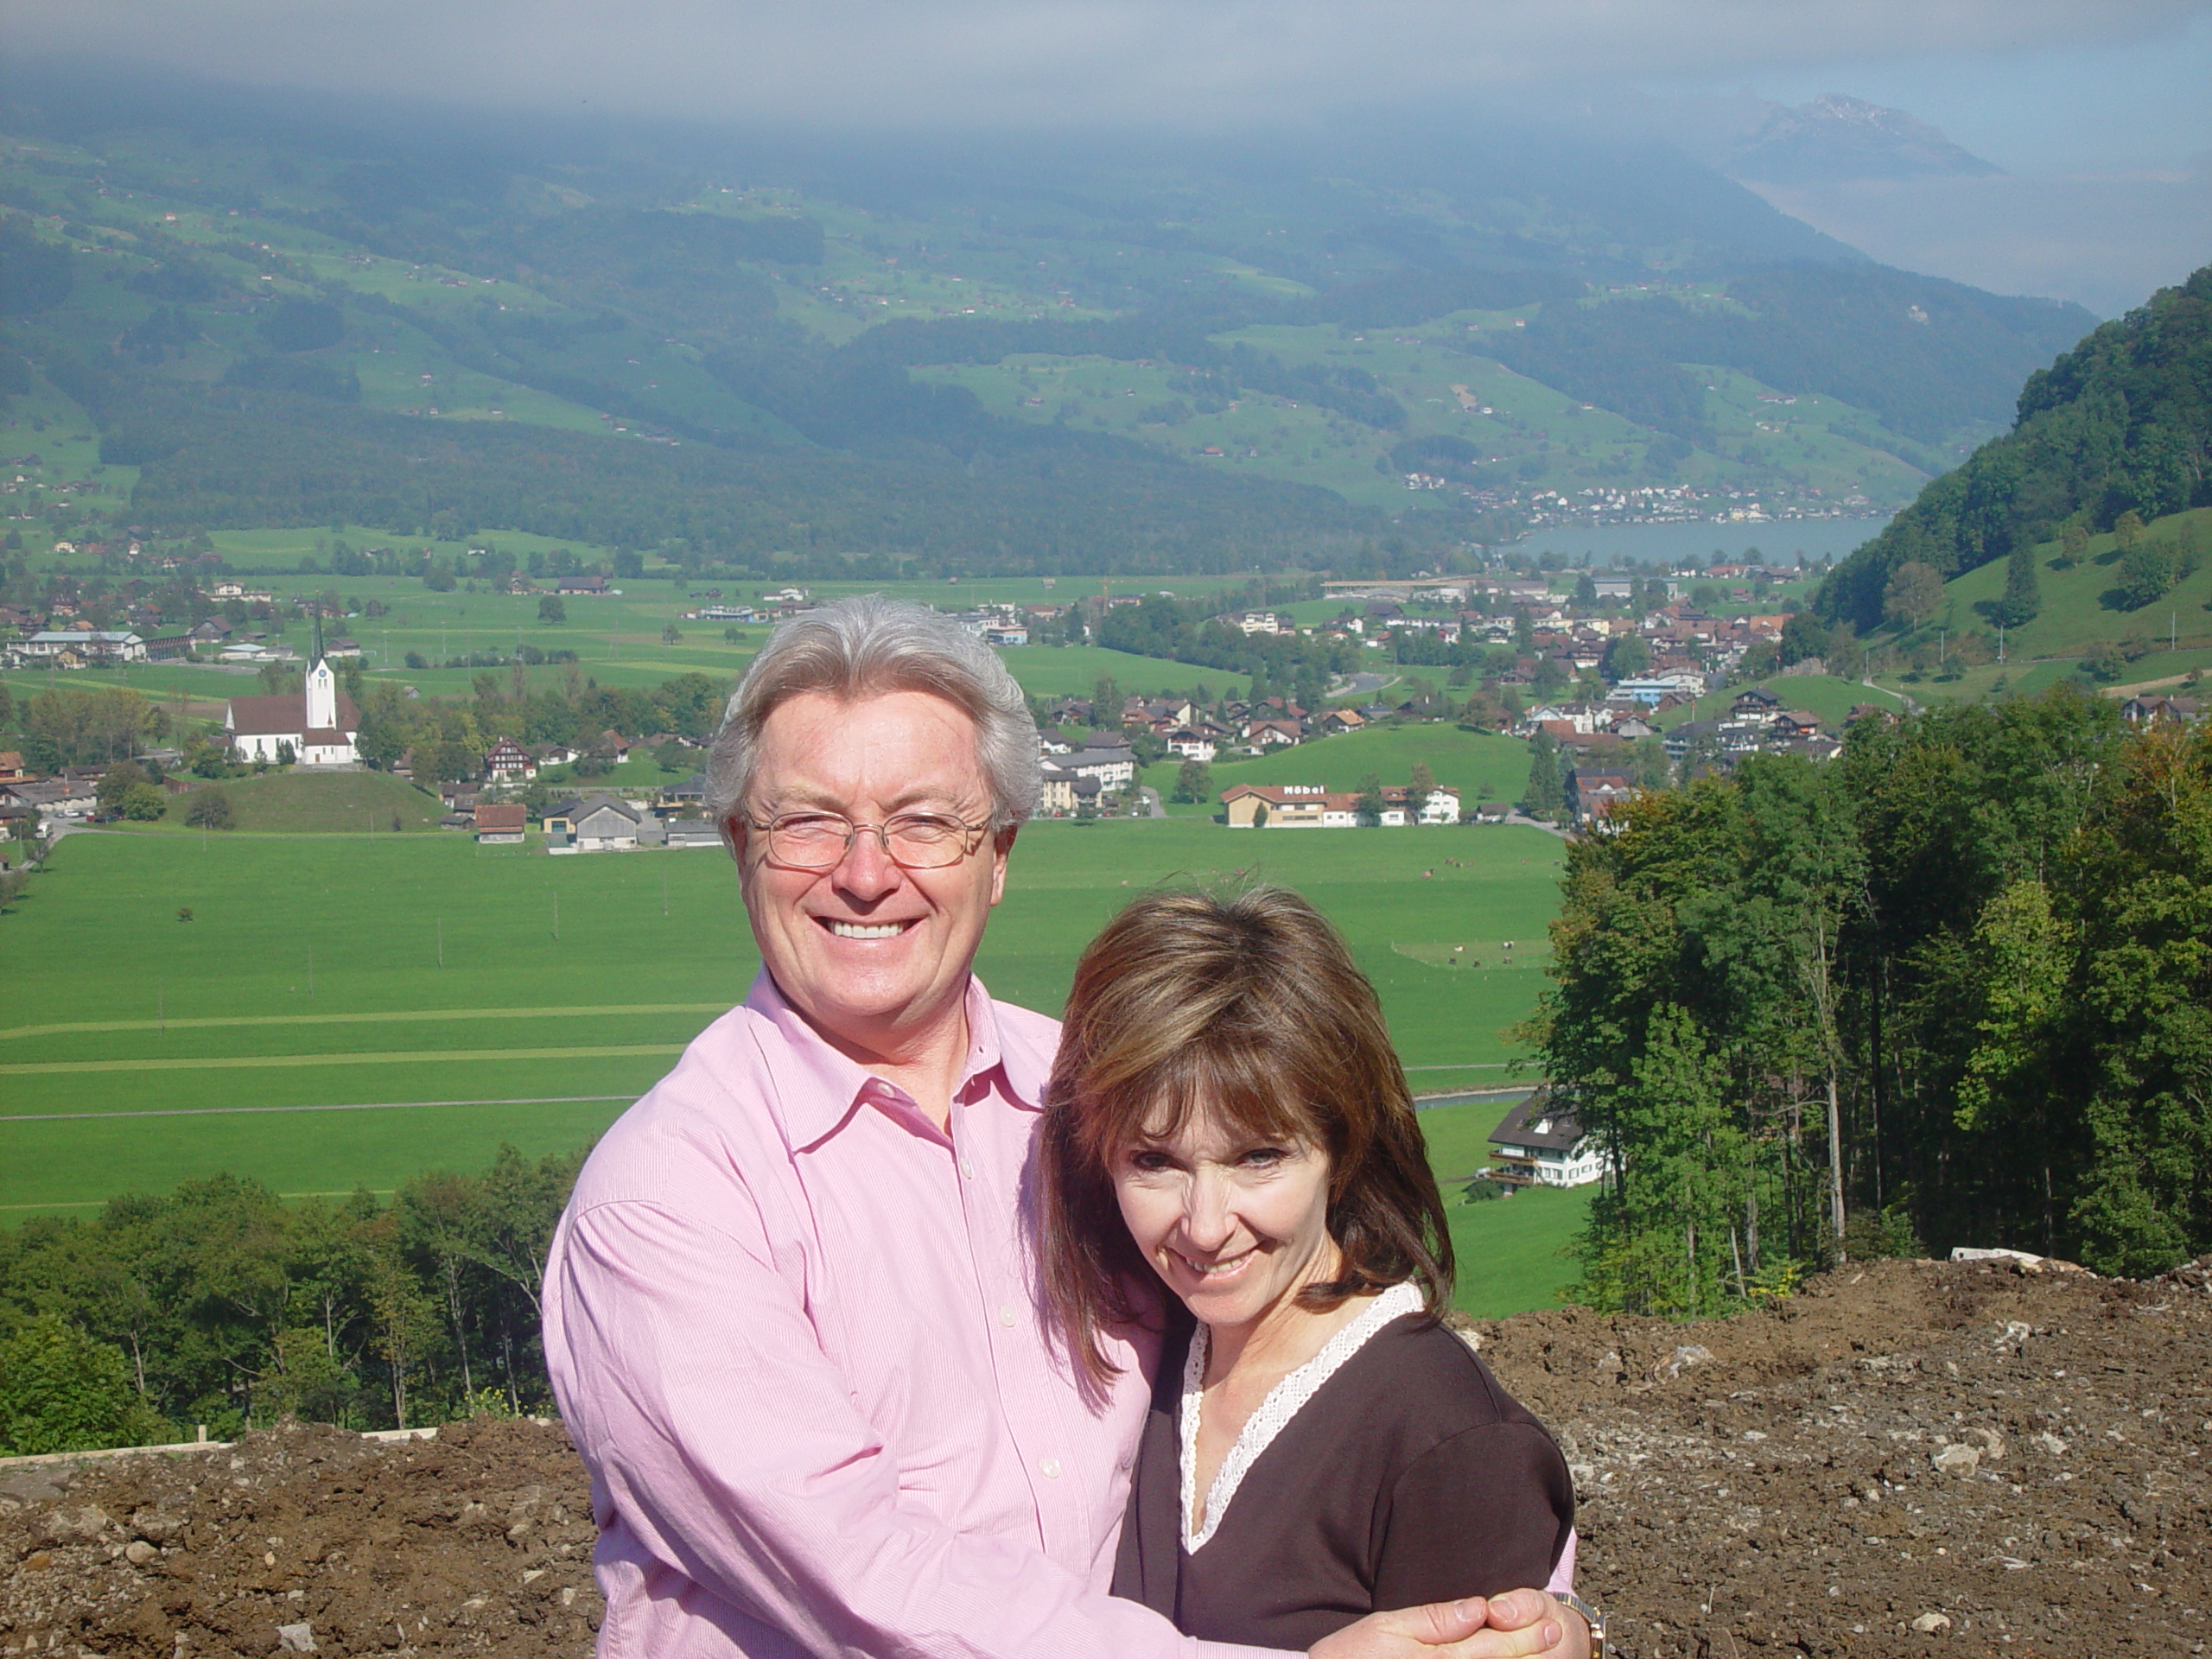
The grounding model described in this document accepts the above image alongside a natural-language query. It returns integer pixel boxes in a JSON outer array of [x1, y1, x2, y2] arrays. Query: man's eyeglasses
[[744, 810, 991, 871]]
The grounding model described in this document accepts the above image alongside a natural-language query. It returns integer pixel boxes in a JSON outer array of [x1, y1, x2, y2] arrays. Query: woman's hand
[[1309, 1589, 1591, 1659]]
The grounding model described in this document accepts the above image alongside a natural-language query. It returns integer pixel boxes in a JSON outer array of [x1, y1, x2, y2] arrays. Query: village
[[5, 558, 2204, 854]]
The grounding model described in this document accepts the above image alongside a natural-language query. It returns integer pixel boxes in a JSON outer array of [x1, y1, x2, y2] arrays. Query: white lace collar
[[1178, 1280, 1423, 1552]]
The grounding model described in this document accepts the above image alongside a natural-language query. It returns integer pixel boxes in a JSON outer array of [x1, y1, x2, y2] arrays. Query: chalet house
[[1058, 747, 1135, 792], [1244, 719, 1302, 747], [0, 752, 29, 784], [1315, 709, 1365, 735], [225, 647, 359, 766], [1165, 727, 1217, 764], [1731, 688, 1782, 724], [143, 635, 194, 662], [474, 803, 527, 843], [2121, 694, 2202, 728], [1609, 715, 1660, 741], [659, 772, 709, 813], [483, 737, 535, 782], [1486, 1092, 1604, 1188], [1568, 769, 1635, 823], [1769, 711, 1822, 740], [555, 576, 611, 595], [1663, 720, 1761, 762]]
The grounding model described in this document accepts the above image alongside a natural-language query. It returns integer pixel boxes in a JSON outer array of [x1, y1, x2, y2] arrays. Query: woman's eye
[[1240, 1147, 1290, 1168], [1126, 1150, 1173, 1173]]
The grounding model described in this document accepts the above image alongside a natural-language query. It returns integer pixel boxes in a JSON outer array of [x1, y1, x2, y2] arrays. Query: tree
[[1520, 732, 1561, 820], [96, 760, 149, 816], [118, 782, 166, 820], [1091, 676, 1122, 730], [1993, 544, 2041, 628], [0, 1315, 174, 1456], [537, 595, 567, 624], [1354, 772, 1387, 826], [184, 787, 234, 830], [2113, 509, 2145, 553], [2117, 540, 2180, 610], [1171, 759, 1215, 805], [1601, 632, 1651, 682], [662, 624, 683, 645], [1406, 760, 1435, 821], [1882, 562, 1945, 629], [2056, 520, 2089, 569]]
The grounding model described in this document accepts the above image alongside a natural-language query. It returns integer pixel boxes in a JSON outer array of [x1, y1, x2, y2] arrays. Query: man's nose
[[831, 823, 905, 900]]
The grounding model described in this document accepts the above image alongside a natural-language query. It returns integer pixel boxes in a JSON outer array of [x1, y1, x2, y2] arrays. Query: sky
[[9, 0, 2210, 310]]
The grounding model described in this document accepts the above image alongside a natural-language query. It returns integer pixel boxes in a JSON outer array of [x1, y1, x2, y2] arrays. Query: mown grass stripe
[[0, 1004, 731, 1042], [0, 1045, 684, 1077], [0, 1094, 638, 1123]]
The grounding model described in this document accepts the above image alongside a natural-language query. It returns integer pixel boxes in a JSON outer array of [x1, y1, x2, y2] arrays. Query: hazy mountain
[[1726, 95, 2003, 186]]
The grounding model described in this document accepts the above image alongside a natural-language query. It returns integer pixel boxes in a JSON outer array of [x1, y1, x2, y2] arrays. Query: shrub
[[184, 787, 234, 830]]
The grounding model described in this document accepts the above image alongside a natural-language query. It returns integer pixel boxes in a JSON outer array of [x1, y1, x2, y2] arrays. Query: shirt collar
[[743, 968, 1044, 1153]]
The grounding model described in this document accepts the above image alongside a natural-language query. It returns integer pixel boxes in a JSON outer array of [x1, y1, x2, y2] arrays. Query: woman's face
[[1109, 1104, 1338, 1340]]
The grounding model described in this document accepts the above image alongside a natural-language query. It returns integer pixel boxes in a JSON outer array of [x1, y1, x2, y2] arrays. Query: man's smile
[[819, 918, 917, 939]]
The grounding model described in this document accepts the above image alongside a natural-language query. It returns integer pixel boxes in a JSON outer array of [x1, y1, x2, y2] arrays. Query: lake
[[1503, 516, 1895, 569]]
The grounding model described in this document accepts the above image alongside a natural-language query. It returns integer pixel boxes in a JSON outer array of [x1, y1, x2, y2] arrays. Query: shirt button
[[959, 1156, 976, 1179], [1041, 1459, 1062, 1478], [998, 1306, 1016, 1327]]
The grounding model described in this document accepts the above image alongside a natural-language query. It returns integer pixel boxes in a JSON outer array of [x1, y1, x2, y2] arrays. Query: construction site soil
[[3, 1255, 2207, 1658]]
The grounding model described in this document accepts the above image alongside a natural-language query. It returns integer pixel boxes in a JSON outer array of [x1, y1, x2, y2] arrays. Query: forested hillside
[[1530, 689, 2212, 1316], [1816, 264, 2212, 632], [0, 80, 2098, 575]]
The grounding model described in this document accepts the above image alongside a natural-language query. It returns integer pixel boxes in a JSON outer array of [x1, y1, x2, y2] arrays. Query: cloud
[[1740, 168, 2212, 317], [13, 0, 2211, 129]]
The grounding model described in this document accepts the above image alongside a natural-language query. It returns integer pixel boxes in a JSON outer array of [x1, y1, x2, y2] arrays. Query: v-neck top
[[1113, 1294, 1575, 1650]]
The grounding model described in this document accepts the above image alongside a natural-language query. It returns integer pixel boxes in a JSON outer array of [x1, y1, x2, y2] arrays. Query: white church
[[225, 635, 360, 766]]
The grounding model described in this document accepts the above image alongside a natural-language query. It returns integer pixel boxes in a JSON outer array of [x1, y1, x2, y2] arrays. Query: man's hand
[[1308, 1588, 1592, 1659]]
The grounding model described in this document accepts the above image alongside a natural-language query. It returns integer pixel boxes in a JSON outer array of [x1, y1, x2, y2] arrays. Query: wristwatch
[[1555, 1591, 1606, 1659]]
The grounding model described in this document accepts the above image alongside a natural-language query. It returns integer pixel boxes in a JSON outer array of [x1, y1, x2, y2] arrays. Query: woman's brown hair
[[1039, 885, 1453, 1389]]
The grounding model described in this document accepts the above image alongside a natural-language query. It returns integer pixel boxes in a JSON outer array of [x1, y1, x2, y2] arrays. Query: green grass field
[[1142, 724, 1535, 811], [0, 817, 1567, 1220], [1445, 1182, 1592, 1320]]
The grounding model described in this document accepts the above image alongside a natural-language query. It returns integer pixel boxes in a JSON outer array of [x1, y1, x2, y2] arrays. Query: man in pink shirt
[[543, 598, 1594, 1659]]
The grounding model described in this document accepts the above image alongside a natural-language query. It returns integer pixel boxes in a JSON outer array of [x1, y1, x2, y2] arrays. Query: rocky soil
[[3, 1255, 2207, 1658]]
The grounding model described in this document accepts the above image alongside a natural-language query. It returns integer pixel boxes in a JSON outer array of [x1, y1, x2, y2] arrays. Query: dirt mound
[[0, 1418, 600, 1657], [3, 1257, 2207, 1658]]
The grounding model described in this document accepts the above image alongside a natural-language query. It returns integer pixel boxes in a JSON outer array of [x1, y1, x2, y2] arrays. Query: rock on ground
[[3, 1256, 2209, 1657]]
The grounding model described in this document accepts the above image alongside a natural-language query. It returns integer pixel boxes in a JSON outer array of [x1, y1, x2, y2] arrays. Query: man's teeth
[[827, 920, 906, 939]]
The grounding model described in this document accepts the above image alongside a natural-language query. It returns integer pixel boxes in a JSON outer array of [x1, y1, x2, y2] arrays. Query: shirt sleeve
[[1370, 1421, 1577, 1617], [547, 1195, 1290, 1659]]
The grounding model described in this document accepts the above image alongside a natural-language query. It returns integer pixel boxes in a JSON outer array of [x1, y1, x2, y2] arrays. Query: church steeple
[[303, 613, 337, 732]]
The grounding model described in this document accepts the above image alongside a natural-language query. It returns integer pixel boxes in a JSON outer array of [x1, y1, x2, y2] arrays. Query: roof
[[226, 691, 360, 738], [474, 804, 528, 831], [1489, 1091, 1586, 1154]]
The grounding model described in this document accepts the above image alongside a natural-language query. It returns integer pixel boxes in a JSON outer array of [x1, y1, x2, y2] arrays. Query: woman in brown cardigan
[[1039, 887, 1581, 1654]]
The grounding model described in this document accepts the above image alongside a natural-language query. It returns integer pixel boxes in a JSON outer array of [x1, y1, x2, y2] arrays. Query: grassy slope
[[0, 817, 1566, 1215], [1141, 724, 1535, 810], [1865, 505, 2212, 706], [1446, 1184, 1592, 1319], [131, 770, 449, 833]]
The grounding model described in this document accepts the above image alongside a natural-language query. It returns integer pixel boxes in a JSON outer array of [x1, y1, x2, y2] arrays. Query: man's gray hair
[[704, 594, 1041, 832]]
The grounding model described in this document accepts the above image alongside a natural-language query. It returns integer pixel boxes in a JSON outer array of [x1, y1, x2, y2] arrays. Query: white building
[[10, 630, 147, 666], [1486, 1094, 1605, 1187], [224, 645, 359, 766]]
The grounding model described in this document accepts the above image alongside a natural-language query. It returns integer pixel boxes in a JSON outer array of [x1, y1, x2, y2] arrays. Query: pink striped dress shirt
[[543, 969, 1286, 1659]]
